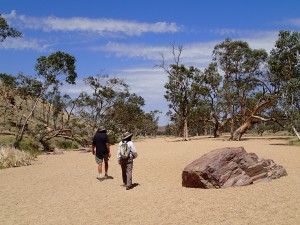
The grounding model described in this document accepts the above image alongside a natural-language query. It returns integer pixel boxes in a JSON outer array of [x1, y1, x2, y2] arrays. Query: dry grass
[[0, 145, 33, 169]]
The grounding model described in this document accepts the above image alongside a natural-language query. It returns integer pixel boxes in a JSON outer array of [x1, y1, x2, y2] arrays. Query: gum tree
[[14, 51, 77, 148], [212, 38, 268, 140], [160, 46, 209, 141], [269, 30, 300, 140]]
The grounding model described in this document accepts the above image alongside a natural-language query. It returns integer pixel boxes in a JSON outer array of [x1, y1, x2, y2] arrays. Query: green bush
[[0, 136, 42, 156], [52, 138, 79, 149], [288, 137, 300, 146]]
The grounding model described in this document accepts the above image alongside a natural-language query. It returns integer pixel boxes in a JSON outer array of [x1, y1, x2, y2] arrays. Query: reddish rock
[[182, 147, 287, 189]]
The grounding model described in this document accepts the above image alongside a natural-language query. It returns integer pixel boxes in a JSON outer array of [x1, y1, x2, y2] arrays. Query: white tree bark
[[291, 125, 300, 140]]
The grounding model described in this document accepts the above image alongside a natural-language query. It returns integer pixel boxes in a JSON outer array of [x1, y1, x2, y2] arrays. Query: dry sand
[[1, 136, 300, 225]]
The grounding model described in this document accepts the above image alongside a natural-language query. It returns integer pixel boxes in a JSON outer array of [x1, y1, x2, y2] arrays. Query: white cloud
[[239, 30, 279, 52], [62, 67, 167, 104], [92, 41, 217, 69], [114, 67, 169, 122], [0, 37, 50, 51], [114, 67, 167, 101], [209, 28, 279, 52], [209, 28, 241, 36], [61, 68, 169, 123], [3, 10, 182, 36], [283, 18, 300, 27]]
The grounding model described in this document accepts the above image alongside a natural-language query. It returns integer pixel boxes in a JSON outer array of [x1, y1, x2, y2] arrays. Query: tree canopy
[[0, 14, 21, 42]]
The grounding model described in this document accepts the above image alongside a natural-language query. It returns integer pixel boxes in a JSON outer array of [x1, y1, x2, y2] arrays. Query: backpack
[[120, 142, 130, 159]]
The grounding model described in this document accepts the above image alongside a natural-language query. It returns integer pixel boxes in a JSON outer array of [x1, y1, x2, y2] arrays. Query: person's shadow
[[129, 183, 140, 189], [97, 176, 114, 181]]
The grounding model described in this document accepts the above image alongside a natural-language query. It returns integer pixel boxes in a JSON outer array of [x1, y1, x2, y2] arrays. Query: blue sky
[[1, 0, 300, 125]]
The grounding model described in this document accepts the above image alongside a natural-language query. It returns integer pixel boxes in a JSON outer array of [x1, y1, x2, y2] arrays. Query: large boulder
[[182, 147, 287, 189]]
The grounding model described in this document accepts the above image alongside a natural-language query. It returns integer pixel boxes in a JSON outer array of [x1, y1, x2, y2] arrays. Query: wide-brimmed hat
[[98, 126, 106, 132], [122, 132, 133, 140]]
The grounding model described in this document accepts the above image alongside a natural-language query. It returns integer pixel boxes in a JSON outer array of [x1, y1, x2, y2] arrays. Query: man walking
[[92, 126, 111, 179]]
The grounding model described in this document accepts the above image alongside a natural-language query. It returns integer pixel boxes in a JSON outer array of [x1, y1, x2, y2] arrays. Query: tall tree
[[160, 46, 209, 140], [212, 38, 268, 140], [203, 62, 226, 137], [14, 51, 77, 148], [269, 30, 300, 140], [76, 75, 129, 134], [108, 93, 145, 133]]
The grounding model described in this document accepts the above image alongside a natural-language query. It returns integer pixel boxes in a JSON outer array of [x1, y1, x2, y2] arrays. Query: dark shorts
[[95, 155, 109, 164]]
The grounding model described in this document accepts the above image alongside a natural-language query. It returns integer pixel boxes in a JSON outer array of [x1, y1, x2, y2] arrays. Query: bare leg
[[98, 162, 103, 177]]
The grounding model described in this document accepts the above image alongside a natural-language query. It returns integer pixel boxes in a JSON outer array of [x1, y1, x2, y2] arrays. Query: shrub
[[0, 146, 33, 169], [288, 137, 300, 146], [52, 138, 79, 149]]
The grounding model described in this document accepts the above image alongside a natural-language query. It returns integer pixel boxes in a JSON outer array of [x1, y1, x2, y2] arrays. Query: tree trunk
[[232, 98, 275, 141], [213, 122, 219, 138], [229, 105, 234, 140], [232, 119, 252, 141], [183, 118, 189, 141], [14, 96, 40, 148], [291, 125, 300, 141]]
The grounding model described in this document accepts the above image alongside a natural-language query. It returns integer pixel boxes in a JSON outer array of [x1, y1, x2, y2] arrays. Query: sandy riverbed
[[1, 136, 299, 225]]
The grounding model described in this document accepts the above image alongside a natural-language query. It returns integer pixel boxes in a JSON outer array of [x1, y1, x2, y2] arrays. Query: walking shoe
[[96, 176, 104, 181]]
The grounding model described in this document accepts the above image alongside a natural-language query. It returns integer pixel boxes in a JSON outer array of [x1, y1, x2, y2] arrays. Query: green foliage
[[269, 31, 300, 133], [161, 46, 210, 139], [0, 14, 22, 42], [35, 51, 77, 85], [0, 136, 41, 157], [288, 137, 300, 146], [52, 138, 79, 149]]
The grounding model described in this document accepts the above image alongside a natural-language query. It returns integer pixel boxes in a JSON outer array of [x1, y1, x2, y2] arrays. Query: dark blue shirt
[[92, 132, 109, 157]]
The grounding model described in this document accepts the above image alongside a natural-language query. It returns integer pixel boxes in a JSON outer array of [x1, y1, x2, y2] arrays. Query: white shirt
[[117, 141, 138, 160]]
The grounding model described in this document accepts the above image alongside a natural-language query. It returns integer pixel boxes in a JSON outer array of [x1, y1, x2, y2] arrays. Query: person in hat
[[92, 126, 111, 179], [117, 131, 138, 190]]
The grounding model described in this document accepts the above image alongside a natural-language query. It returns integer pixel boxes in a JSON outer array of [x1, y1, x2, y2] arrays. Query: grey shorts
[[95, 155, 109, 164]]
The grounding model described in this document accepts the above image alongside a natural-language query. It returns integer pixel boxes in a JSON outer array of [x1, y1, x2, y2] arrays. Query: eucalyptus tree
[[136, 110, 161, 136], [0, 14, 21, 42], [107, 92, 146, 134], [160, 46, 209, 141], [269, 30, 300, 140], [44, 89, 65, 129], [14, 73, 43, 131], [202, 62, 226, 137], [212, 38, 268, 140], [14, 51, 77, 148], [0, 73, 18, 126], [0, 73, 43, 132], [76, 74, 129, 134]]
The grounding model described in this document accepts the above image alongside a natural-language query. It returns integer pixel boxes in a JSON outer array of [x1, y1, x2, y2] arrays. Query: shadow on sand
[[96, 176, 114, 181]]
